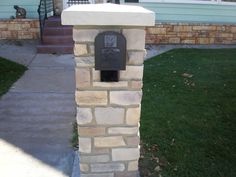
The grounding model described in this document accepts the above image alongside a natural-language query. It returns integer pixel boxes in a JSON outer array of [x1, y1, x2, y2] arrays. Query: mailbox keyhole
[[101, 71, 118, 82]]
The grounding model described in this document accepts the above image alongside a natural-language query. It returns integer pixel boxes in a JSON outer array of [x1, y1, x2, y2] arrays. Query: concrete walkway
[[0, 41, 76, 177]]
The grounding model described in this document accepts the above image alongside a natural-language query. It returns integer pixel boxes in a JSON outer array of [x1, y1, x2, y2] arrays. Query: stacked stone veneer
[[146, 23, 236, 44], [74, 27, 145, 177], [0, 19, 39, 39]]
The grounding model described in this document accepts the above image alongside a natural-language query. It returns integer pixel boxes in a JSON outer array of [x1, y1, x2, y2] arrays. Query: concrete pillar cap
[[61, 3, 155, 26]]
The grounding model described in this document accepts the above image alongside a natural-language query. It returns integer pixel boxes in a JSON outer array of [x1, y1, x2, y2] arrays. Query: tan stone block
[[154, 28, 166, 34], [126, 106, 141, 125], [127, 51, 145, 65], [112, 148, 140, 161], [181, 39, 196, 44], [93, 148, 110, 154], [110, 91, 142, 106], [76, 91, 107, 106], [95, 107, 124, 124], [80, 155, 110, 163], [108, 127, 138, 135], [219, 33, 234, 38], [73, 28, 99, 42], [8, 24, 21, 30], [1, 31, 12, 39], [128, 161, 138, 171], [78, 127, 106, 136], [115, 171, 139, 177], [196, 38, 209, 44], [76, 108, 93, 125], [177, 33, 193, 38], [74, 44, 88, 56], [29, 28, 40, 32], [22, 23, 30, 29], [217, 26, 226, 31], [0, 24, 7, 29], [193, 25, 216, 31], [79, 137, 91, 153], [75, 56, 94, 67], [169, 37, 180, 44], [76, 68, 91, 88], [94, 136, 126, 147], [93, 81, 128, 88], [174, 26, 192, 32], [89, 44, 95, 55], [122, 29, 145, 50], [81, 173, 114, 177], [31, 21, 40, 28], [231, 27, 236, 33], [18, 32, 32, 39], [92, 68, 100, 81], [80, 163, 89, 172], [91, 163, 125, 172], [147, 27, 166, 35], [130, 81, 143, 89], [209, 38, 215, 44], [120, 66, 143, 80], [126, 136, 140, 146], [10, 31, 18, 38]]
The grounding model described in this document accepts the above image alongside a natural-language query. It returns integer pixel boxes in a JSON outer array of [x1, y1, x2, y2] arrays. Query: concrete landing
[[0, 42, 76, 177]]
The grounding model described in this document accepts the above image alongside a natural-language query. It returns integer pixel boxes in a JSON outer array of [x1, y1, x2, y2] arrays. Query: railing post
[[44, 0, 47, 19], [52, 0, 55, 16]]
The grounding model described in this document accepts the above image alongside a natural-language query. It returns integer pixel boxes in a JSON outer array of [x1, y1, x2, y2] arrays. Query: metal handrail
[[37, 0, 54, 41], [67, 0, 92, 6]]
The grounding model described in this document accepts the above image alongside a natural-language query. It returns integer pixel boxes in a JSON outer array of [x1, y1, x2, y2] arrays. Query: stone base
[[0, 19, 39, 39], [72, 151, 141, 177], [146, 23, 236, 45]]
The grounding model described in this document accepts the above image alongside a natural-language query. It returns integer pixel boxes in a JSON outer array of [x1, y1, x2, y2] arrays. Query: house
[[0, 0, 236, 53]]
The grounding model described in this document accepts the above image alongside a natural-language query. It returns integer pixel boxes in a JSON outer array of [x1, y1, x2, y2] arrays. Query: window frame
[[138, 0, 236, 6]]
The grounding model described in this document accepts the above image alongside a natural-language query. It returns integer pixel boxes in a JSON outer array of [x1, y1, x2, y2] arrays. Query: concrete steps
[[37, 17, 73, 54]]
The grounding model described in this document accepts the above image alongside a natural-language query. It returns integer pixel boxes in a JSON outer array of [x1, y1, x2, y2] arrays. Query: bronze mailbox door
[[95, 31, 126, 71]]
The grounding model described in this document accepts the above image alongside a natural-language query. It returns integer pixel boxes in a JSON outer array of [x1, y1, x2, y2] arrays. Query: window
[[125, 0, 139, 2], [137, 0, 236, 5]]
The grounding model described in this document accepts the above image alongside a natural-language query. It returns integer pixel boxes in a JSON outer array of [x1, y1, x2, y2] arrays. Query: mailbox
[[95, 31, 126, 71]]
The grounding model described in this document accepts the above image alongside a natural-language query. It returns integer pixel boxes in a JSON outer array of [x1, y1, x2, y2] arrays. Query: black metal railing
[[37, 0, 54, 41], [67, 0, 91, 6]]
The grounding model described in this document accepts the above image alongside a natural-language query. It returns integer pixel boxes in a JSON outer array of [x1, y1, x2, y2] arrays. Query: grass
[[140, 48, 236, 177], [71, 122, 78, 148], [0, 57, 27, 97]]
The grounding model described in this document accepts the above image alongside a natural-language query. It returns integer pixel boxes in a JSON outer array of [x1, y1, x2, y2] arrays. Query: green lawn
[[140, 48, 236, 177], [0, 57, 27, 97]]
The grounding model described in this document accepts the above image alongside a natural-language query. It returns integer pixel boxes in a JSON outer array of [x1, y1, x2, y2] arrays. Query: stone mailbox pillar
[[62, 4, 155, 177]]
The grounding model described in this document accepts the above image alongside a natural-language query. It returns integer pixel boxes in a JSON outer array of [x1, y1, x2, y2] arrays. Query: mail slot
[[95, 31, 126, 71]]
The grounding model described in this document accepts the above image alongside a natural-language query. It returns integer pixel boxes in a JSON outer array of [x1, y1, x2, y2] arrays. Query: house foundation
[[0, 19, 39, 39]]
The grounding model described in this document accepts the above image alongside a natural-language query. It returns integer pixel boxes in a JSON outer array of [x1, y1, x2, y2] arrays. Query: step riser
[[43, 37, 73, 45], [43, 28, 72, 36], [45, 20, 62, 27], [37, 46, 73, 54]]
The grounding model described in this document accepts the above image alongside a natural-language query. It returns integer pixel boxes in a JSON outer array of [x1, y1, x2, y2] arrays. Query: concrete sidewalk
[[0, 41, 76, 177]]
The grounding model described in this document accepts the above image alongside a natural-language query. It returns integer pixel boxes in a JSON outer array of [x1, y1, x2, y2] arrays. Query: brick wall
[[0, 19, 39, 40], [146, 23, 236, 44]]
